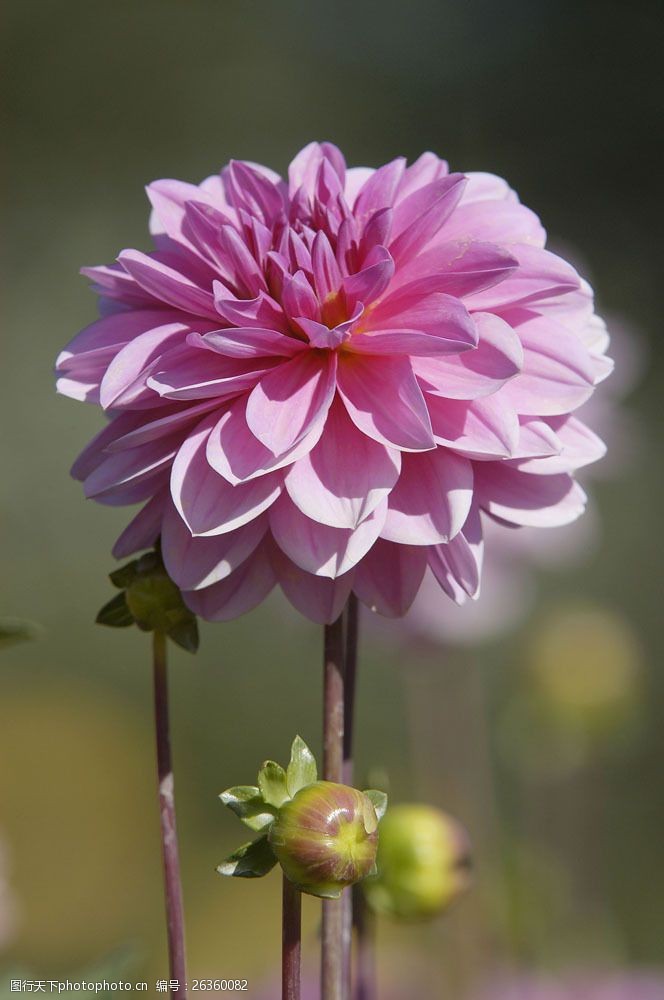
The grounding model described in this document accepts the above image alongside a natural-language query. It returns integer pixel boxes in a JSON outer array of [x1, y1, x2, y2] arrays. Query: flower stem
[[343, 594, 360, 787], [353, 885, 376, 1000], [153, 631, 188, 1000], [282, 874, 302, 1000], [342, 595, 360, 996], [322, 612, 346, 1000]]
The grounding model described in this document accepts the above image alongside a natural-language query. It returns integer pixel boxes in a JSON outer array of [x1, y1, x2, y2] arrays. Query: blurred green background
[[2, 0, 663, 994]]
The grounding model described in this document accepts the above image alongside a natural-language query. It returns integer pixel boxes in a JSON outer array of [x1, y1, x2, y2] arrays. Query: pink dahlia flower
[[56, 142, 611, 624]]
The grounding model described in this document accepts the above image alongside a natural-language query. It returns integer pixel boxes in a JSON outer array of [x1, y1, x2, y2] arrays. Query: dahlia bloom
[[56, 142, 611, 624]]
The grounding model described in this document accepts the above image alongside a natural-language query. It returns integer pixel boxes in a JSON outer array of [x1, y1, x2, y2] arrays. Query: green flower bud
[[268, 781, 379, 899], [97, 550, 198, 652], [364, 804, 471, 921]]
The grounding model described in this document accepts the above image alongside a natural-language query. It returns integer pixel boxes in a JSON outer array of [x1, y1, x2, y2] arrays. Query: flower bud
[[364, 804, 471, 921], [267, 781, 379, 899], [97, 550, 199, 652]]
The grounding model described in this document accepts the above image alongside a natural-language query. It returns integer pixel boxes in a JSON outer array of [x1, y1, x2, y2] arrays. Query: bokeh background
[[3, 0, 663, 995]]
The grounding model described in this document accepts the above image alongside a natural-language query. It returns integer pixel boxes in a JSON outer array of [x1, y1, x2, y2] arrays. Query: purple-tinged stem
[[282, 874, 302, 1000], [322, 612, 346, 1000], [343, 594, 360, 787], [153, 631, 188, 1000], [342, 595, 360, 996], [353, 885, 376, 1000]]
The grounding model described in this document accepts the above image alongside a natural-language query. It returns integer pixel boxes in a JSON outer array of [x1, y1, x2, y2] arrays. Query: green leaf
[[363, 789, 388, 822], [286, 735, 318, 796], [0, 617, 41, 650], [168, 616, 199, 653], [96, 592, 135, 628], [258, 760, 290, 808], [109, 561, 139, 590], [220, 785, 277, 832], [216, 835, 277, 878]]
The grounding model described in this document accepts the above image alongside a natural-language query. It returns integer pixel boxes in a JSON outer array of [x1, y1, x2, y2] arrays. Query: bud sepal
[[218, 736, 386, 899], [96, 548, 199, 652]]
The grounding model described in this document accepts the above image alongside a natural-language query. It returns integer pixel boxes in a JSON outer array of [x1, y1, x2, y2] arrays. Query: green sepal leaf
[[258, 760, 290, 808], [0, 617, 41, 650], [286, 735, 317, 796], [220, 785, 277, 832], [96, 592, 135, 628], [216, 835, 277, 878], [109, 562, 139, 590], [363, 789, 388, 822], [168, 616, 199, 653]]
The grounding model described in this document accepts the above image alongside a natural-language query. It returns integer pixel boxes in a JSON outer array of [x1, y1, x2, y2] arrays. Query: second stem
[[321, 597, 360, 1000]]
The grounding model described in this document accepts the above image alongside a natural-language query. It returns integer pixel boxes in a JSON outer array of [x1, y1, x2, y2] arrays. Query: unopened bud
[[364, 804, 471, 920], [268, 781, 379, 899]]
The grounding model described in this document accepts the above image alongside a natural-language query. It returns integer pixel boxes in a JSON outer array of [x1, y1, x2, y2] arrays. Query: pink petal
[[501, 315, 596, 415], [80, 262, 158, 308], [342, 245, 395, 309], [353, 289, 477, 356], [147, 179, 216, 252], [353, 540, 428, 617], [171, 414, 282, 536], [206, 396, 324, 484], [148, 346, 276, 401], [118, 249, 218, 319], [344, 167, 375, 208], [183, 544, 276, 621], [189, 326, 305, 360], [428, 506, 484, 600], [428, 393, 520, 458], [84, 433, 183, 499], [227, 160, 286, 226], [414, 313, 523, 400], [474, 464, 587, 527], [337, 354, 435, 452], [458, 171, 515, 204], [94, 471, 169, 508], [271, 546, 355, 624], [395, 152, 448, 201], [511, 415, 606, 474], [112, 489, 168, 558], [71, 416, 137, 481], [381, 449, 473, 544], [312, 231, 343, 300], [161, 502, 268, 590], [388, 240, 518, 299], [464, 245, 581, 313], [217, 224, 268, 297], [214, 289, 289, 333], [105, 400, 222, 452], [357, 209, 393, 262], [269, 494, 387, 578], [99, 320, 205, 409], [440, 199, 546, 248], [281, 271, 319, 324], [389, 174, 466, 263], [284, 398, 401, 529], [353, 159, 406, 219], [56, 309, 170, 373], [246, 350, 337, 455], [511, 417, 562, 460]]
